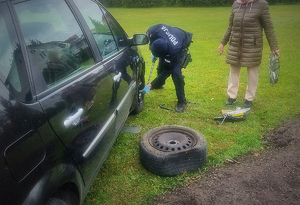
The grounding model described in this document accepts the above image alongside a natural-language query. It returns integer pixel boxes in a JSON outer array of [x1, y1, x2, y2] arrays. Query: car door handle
[[64, 108, 84, 128], [113, 72, 122, 82]]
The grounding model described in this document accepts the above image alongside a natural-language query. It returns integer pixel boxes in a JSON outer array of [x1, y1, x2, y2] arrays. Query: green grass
[[84, 5, 300, 204]]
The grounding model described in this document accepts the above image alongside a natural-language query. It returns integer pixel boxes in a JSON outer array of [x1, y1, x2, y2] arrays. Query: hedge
[[99, 0, 300, 7]]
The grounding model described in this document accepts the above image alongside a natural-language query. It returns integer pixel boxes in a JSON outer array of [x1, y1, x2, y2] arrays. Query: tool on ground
[[140, 62, 155, 94], [269, 52, 280, 85], [159, 101, 200, 111], [159, 104, 173, 111], [214, 107, 251, 124]]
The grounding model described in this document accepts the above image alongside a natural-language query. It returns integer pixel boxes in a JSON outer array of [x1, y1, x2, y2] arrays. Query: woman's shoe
[[225, 98, 236, 106], [243, 100, 252, 108]]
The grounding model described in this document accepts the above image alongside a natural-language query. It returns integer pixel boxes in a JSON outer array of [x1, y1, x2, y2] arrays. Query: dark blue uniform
[[147, 24, 192, 102]]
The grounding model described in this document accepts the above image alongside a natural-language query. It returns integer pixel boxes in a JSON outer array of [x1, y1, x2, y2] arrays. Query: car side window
[[101, 9, 127, 50], [14, 0, 95, 91], [72, 0, 118, 59], [0, 3, 31, 102]]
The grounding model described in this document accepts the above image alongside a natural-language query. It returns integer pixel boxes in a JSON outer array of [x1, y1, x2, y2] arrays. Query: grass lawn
[[84, 5, 300, 204]]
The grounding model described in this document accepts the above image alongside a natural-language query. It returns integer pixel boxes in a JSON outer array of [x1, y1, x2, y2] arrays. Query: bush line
[[99, 0, 300, 8]]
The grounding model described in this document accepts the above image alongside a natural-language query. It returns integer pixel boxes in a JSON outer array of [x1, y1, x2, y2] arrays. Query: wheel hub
[[150, 131, 196, 152]]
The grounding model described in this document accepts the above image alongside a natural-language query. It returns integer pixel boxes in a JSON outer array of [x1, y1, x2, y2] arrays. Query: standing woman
[[218, 0, 279, 108]]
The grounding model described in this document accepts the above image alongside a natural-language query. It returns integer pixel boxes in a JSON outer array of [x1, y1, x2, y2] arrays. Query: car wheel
[[139, 125, 207, 176], [46, 198, 67, 205], [131, 65, 145, 115], [50, 188, 79, 205]]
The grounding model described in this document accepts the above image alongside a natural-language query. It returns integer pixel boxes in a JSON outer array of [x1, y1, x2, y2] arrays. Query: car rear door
[[13, 0, 116, 185], [72, 0, 137, 132]]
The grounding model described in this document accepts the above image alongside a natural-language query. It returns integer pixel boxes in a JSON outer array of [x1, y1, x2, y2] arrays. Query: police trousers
[[151, 57, 186, 102]]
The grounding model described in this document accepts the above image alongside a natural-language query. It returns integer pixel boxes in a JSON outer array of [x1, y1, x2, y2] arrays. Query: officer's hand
[[151, 53, 158, 63]]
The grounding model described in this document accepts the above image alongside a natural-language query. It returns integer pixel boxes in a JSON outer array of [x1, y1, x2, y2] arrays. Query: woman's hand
[[218, 44, 224, 54], [273, 50, 280, 56]]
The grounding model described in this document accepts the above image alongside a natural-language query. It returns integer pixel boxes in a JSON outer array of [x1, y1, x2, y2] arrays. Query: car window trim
[[100, 46, 130, 66], [6, 0, 36, 102]]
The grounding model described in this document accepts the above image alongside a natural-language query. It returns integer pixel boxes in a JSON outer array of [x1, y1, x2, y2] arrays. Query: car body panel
[[103, 49, 136, 131], [0, 80, 84, 205], [0, 0, 147, 204], [38, 62, 116, 185]]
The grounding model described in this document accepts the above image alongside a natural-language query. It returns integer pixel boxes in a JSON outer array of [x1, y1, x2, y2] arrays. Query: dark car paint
[[0, 80, 85, 205], [0, 0, 146, 204]]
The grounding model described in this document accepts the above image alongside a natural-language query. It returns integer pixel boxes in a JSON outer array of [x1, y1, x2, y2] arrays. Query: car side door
[[72, 0, 137, 133], [13, 0, 116, 186], [100, 8, 138, 132]]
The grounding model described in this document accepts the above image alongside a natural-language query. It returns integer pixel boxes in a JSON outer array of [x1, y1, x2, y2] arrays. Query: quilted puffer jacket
[[221, 0, 279, 67]]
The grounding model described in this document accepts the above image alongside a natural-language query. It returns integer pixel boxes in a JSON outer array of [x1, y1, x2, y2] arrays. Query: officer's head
[[150, 38, 168, 57]]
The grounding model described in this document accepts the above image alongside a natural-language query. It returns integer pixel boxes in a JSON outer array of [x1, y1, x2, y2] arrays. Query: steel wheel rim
[[149, 130, 197, 152]]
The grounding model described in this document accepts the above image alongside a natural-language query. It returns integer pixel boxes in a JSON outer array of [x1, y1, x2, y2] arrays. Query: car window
[[72, 0, 118, 59], [101, 9, 127, 50], [0, 3, 31, 102], [14, 0, 95, 91]]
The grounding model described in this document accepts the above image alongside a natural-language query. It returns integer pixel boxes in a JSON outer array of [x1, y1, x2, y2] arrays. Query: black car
[[0, 0, 148, 204]]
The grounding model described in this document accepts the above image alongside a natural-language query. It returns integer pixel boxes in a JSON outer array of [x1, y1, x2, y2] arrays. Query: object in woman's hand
[[269, 53, 280, 85]]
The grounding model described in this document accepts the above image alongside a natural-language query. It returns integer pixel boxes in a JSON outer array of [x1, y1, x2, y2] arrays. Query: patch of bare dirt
[[153, 118, 300, 205]]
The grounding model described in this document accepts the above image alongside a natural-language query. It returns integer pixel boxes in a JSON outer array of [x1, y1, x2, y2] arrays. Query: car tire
[[139, 125, 207, 176], [46, 198, 68, 205], [131, 64, 145, 115], [50, 188, 79, 205]]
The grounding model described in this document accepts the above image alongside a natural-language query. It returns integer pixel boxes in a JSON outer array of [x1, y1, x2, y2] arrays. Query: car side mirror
[[130, 34, 149, 46]]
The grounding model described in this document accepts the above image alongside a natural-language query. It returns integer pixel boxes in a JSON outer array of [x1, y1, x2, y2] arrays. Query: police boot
[[176, 100, 188, 113]]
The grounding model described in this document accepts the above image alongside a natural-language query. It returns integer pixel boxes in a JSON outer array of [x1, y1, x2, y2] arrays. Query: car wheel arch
[[23, 163, 83, 205], [131, 58, 145, 114], [49, 182, 80, 205]]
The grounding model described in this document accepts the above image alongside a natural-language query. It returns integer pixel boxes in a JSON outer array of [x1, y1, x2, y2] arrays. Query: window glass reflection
[[73, 0, 118, 59], [14, 0, 95, 90], [0, 4, 31, 102], [101, 10, 127, 50]]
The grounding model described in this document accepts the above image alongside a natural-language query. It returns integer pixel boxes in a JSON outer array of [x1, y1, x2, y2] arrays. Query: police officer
[[147, 24, 192, 112]]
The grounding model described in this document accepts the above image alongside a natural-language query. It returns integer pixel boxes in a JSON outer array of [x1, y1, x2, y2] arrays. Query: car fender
[[22, 163, 83, 205]]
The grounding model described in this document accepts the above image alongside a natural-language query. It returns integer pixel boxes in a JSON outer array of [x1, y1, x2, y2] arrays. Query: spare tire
[[139, 125, 207, 176]]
